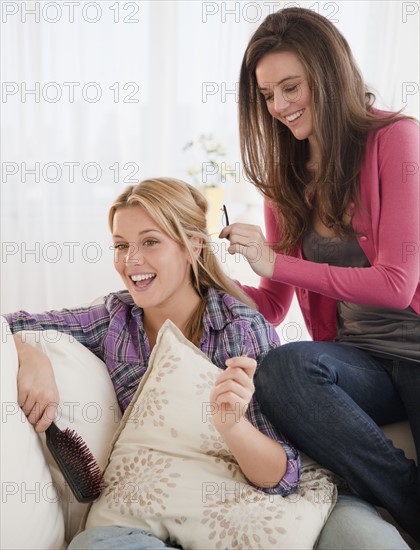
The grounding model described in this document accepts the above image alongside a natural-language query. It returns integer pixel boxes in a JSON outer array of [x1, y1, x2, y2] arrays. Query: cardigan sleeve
[[268, 119, 420, 311]]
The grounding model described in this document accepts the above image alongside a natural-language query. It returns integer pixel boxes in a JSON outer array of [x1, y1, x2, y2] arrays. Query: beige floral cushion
[[85, 320, 336, 549]]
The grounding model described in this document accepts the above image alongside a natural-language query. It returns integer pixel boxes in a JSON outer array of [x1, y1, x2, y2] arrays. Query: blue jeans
[[68, 526, 180, 549], [255, 342, 420, 543], [317, 491, 409, 549], [67, 494, 409, 550]]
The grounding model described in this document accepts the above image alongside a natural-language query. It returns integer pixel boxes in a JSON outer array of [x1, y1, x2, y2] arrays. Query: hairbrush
[[45, 421, 105, 503]]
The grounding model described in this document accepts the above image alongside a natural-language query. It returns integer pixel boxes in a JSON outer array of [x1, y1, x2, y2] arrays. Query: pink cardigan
[[242, 118, 420, 341]]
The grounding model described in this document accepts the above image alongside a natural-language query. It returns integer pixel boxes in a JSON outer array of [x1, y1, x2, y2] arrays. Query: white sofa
[[0, 318, 122, 549], [0, 316, 416, 549]]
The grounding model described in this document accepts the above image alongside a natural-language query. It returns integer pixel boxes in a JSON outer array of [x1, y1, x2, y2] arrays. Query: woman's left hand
[[210, 356, 257, 432], [219, 223, 276, 278]]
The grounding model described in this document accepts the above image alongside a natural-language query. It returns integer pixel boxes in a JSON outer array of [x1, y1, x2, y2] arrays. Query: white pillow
[[0, 317, 64, 550], [85, 320, 336, 549]]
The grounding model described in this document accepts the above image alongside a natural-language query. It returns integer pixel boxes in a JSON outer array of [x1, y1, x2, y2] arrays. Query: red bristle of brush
[[53, 427, 105, 502]]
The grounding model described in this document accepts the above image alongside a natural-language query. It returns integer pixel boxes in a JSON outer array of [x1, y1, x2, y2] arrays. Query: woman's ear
[[187, 236, 203, 263]]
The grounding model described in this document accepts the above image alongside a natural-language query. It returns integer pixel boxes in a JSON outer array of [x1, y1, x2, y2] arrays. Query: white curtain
[[1, 0, 418, 340]]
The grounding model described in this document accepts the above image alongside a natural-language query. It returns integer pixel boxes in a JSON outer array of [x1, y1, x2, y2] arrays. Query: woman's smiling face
[[256, 51, 314, 143], [112, 205, 195, 313]]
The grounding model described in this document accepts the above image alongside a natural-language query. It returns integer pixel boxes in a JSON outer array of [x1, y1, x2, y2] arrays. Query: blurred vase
[[202, 186, 224, 234]]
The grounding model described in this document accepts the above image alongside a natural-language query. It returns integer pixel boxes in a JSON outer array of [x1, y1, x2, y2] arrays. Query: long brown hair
[[109, 178, 255, 345], [239, 7, 404, 253]]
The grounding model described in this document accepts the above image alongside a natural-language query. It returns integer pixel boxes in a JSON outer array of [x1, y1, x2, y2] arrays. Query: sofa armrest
[[0, 318, 122, 548], [1, 317, 65, 549]]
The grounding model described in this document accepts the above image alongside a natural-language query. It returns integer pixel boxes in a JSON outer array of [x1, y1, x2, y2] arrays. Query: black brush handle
[[45, 421, 61, 441]]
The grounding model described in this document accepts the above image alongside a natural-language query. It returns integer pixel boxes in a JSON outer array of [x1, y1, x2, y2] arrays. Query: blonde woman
[[5, 178, 299, 549]]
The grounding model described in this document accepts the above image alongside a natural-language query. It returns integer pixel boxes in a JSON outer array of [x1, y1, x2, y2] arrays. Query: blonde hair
[[109, 177, 255, 344]]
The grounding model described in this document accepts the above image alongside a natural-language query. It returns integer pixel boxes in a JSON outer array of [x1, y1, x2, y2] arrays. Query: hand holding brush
[[15, 337, 105, 502]]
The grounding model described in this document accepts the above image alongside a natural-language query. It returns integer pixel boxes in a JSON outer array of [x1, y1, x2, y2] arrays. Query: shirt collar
[[111, 287, 232, 332]]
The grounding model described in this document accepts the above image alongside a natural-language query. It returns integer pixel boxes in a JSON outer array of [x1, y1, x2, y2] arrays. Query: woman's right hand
[[14, 335, 60, 433], [219, 223, 276, 279]]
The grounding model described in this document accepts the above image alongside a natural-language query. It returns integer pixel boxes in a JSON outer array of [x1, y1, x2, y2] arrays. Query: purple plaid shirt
[[4, 287, 300, 495]]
